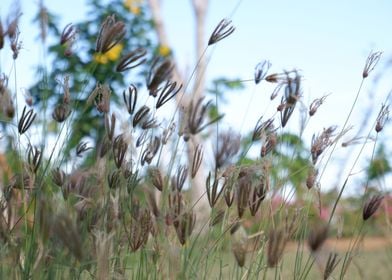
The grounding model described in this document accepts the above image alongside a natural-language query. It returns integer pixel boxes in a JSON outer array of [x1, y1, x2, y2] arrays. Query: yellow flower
[[94, 44, 123, 64], [124, 0, 143, 15], [158, 45, 171, 57]]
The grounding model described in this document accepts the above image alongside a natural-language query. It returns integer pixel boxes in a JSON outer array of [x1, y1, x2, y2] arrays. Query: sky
[[1, 0, 392, 195]]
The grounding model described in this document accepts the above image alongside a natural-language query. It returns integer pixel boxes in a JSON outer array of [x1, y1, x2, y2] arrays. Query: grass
[[0, 1, 391, 279]]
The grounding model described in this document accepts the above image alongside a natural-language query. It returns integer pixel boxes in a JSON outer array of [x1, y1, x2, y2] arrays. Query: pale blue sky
[[1, 0, 392, 194]]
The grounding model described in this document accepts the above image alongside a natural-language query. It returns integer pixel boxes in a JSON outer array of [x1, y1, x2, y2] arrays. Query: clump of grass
[[0, 2, 390, 279]]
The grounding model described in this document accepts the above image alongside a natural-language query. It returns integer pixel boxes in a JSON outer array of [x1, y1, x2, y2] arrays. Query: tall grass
[[0, 2, 390, 279]]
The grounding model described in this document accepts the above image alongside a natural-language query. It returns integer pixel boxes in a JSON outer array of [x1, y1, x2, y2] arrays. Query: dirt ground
[[286, 236, 392, 252]]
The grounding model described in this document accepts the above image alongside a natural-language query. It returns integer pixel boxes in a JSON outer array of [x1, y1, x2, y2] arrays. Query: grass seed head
[[363, 194, 384, 221]]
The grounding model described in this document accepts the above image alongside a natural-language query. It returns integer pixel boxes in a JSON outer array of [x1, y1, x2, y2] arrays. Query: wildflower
[[208, 19, 235, 46], [88, 83, 111, 113], [158, 44, 171, 57], [94, 44, 123, 64], [254, 60, 271, 84], [362, 50, 382, 78], [124, 0, 143, 15], [129, 208, 152, 251], [280, 72, 302, 127], [363, 194, 384, 221]]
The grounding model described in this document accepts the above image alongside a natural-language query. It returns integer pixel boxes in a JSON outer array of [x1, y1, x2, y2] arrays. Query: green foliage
[[367, 144, 391, 180]]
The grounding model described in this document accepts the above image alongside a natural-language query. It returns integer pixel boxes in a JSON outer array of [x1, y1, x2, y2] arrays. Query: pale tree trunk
[[148, 0, 211, 220]]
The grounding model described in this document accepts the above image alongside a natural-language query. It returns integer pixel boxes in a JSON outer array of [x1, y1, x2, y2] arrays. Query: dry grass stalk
[[18, 106, 36, 135], [362, 50, 382, 78], [95, 14, 125, 54], [206, 173, 226, 207], [375, 104, 389, 133], [308, 224, 328, 252], [254, 60, 271, 84], [309, 95, 328, 117], [94, 231, 114, 280], [191, 144, 203, 178], [363, 194, 383, 221], [267, 228, 287, 267], [123, 85, 138, 115], [214, 130, 240, 169], [311, 126, 337, 164], [147, 57, 173, 96], [208, 19, 235, 46], [231, 225, 247, 267], [116, 47, 147, 72], [148, 167, 164, 191], [323, 252, 340, 280], [156, 80, 182, 109]]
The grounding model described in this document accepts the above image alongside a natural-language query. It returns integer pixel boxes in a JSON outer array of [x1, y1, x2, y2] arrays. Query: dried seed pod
[[362, 50, 382, 78], [214, 130, 241, 169], [174, 210, 196, 245], [96, 14, 125, 53], [18, 106, 36, 134], [306, 166, 318, 190], [123, 85, 138, 115], [52, 167, 66, 187], [60, 23, 77, 45], [107, 170, 121, 189], [311, 126, 337, 164], [148, 167, 164, 191], [52, 103, 71, 123], [208, 19, 235, 46], [147, 57, 173, 96], [116, 47, 147, 72], [133, 105, 150, 127], [236, 175, 251, 218], [140, 136, 160, 166], [254, 60, 271, 84], [324, 253, 340, 280], [113, 134, 128, 168], [27, 145, 42, 174], [267, 228, 287, 267], [206, 173, 226, 207], [104, 113, 116, 141], [363, 194, 384, 221], [172, 165, 188, 192], [309, 95, 328, 117], [209, 209, 225, 227], [156, 81, 182, 109], [375, 104, 389, 133], [187, 97, 224, 135], [76, 141, 91, 157], [308, 224, 328, 252], [191, 144, 204, 178], [252, 117, 274, 141], [129, 208, 152, 251], [231, 225, 247, 267]]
